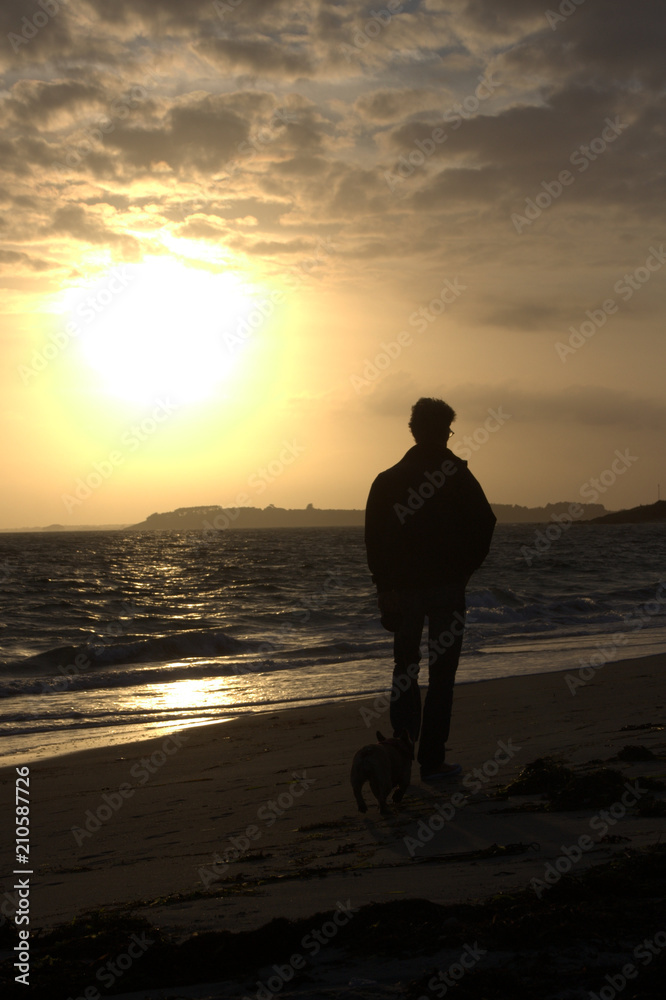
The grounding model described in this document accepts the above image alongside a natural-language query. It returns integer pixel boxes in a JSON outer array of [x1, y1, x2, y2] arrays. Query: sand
[[1, 653, 665, 997]]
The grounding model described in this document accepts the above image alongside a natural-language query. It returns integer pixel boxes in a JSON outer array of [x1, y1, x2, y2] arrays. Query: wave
[[0, 627, 261, 676], [465, 585, 662, 627], [0, 658, 293, 700], [0, 635, 385, 702]]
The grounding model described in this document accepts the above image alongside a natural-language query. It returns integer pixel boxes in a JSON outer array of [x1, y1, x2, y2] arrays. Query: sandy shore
[[1, 653, 665, 996], [1, 652, 664, 927]]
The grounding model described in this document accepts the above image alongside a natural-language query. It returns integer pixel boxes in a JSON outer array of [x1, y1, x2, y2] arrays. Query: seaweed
[[3, 845, 664, 999]]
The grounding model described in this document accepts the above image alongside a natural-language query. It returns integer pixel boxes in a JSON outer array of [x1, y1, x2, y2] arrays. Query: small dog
[[350, 730, 414, 814]]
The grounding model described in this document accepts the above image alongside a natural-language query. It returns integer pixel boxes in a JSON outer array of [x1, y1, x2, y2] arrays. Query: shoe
[[420, 763, 462, 781]]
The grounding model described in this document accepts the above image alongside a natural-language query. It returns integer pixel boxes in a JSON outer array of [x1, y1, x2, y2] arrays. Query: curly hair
[[408, 397, 456, 444]]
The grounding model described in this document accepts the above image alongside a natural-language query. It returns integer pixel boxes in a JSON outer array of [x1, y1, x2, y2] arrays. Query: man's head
[[409, 397, 456, 446]]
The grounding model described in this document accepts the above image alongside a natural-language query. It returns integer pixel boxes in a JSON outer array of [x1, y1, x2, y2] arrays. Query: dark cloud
[[0, 249, 55, 271], [197, 36, 315, 79], [81, 0, 215, 28], [1, 0, 664, 276], [482, 302, 568, 333], [50, 204, 125, 244], [354, 88, 447, 123], [242, 237, 316, 255], [102, 95, 250, 173], [3, 79, 103, 126], [361, 377, 666, 434], [0, 0, 76, 67], [450, 383, 666, 432], [496, 0, 666, 89], [81, 0, 296, 30], [178, 217, 228, 241]]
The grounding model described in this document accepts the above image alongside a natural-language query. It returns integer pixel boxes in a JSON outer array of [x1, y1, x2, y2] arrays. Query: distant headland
[[586, 499, 666, 524], [11, 499, 666, 533], [123, 501, 612, 532]]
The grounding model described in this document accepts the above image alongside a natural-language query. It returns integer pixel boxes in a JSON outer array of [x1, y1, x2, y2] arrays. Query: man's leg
[[390, 590, 424, 742], [417, 587, 466, 775]]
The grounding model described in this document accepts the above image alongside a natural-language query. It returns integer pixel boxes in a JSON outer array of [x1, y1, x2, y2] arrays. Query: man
[[364, 397, 496, 781]]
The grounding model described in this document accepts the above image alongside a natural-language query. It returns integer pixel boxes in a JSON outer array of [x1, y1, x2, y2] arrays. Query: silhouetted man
[[365, 397, 496, 780]]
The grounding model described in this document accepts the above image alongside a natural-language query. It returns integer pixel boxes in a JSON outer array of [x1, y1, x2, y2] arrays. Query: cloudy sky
[[1, 0, 664, 527]]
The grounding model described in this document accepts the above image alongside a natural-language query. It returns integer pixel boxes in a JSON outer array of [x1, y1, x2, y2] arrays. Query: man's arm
[[364, 474, 401, 592], [458, 467, 496, 578], [365, 476, 405, 631]]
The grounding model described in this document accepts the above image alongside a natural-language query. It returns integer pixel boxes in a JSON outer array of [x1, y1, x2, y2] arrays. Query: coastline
[[4, 621, 666, 770], [1, 650, 665, 996], [1, 651, 664, 930]]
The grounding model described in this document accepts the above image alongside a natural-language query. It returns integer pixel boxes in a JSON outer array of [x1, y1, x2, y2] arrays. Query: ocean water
[[0, 524, 665, 765]]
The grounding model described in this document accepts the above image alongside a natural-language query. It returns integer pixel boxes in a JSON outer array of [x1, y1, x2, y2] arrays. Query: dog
[[350, 730, 414, 814]]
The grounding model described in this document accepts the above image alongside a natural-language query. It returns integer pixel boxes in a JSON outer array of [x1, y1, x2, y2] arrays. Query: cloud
[[1, 0, 664, 284], [197, 36, 316, 80], [50, 204, 126, 244], [452, 383, 666, 431], [101, 94, 251, 174], [1, 79, 104, 127], [481, 302, 569, 333], [354, 88, 450, 123], [495, 0, 666, 90], [0, 249, 56, 272], [0, 0, 75, 67], [358, 379, 666, 434]]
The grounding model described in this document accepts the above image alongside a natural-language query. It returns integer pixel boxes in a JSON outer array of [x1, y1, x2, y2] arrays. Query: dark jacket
[[364, 444, 496, 592]]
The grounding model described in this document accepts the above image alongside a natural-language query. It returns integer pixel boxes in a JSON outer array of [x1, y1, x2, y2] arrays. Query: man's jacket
[[364, 444, 496, 592]]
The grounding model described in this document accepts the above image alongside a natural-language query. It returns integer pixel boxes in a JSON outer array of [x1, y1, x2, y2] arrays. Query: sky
[[1, 0, 665, 528]]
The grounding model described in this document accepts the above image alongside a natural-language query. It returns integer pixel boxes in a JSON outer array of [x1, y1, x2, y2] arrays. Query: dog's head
[[376, 729, 414, 760]]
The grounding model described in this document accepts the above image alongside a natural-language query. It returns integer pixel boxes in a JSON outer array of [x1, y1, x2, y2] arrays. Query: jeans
[[389, 585, 466, 773]]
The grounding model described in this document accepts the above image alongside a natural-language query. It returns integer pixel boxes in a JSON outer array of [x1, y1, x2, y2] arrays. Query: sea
[[1, 524, 665, 767]]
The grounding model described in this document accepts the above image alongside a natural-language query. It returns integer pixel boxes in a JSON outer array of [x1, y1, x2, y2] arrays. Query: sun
[[69, 258, 269, 405]]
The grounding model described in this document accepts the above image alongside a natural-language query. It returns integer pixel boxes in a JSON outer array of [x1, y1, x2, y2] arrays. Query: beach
[[2, 652, 665, 997]]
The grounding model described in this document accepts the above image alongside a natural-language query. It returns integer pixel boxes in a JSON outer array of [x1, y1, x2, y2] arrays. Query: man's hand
[[378, 590, 402, 632]]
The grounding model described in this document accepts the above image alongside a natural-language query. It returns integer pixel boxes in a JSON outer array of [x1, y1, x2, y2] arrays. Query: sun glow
[[68, 258, 270, 405]]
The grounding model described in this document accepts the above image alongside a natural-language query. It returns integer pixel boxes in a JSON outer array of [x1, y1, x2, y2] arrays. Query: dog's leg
[[369, 774, 390, 814], [351, 780, 367, 813]]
